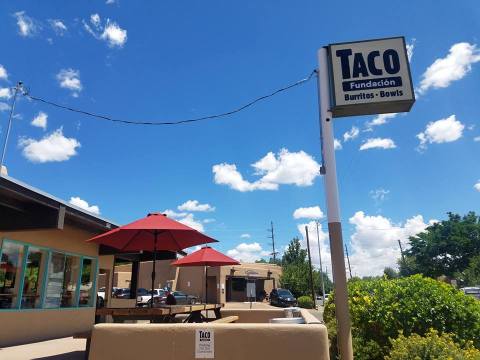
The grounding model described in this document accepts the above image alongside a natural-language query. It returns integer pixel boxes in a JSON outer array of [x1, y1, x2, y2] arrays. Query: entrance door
[[207, 276, 217, 303]]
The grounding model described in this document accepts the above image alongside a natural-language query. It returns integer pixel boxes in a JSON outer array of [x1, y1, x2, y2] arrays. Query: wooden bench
[[210, 315, 239, 323]]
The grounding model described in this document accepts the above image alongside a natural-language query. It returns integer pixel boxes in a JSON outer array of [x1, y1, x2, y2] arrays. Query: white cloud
[[406, 39, 415, 62], [18, 128, 80, 163], [348, 211, 431, 277], [84, 14, 127, 48], [293, 206, 324, 220], [417, 115, 464, 150], [0, 65, 8, 80], [0, 102, 10, 112], [31, 111, 48, 130], [334, 138, 342, 150], [14, 11, 38, 37], [240, 233, 251, 239], [213, 149, 320, 192], [360, 138, 396, 151], [474, 136, 480, 142], [101, 20, 127, 47], [56, 68, 82, 96], [366, 113, 398, 129], [178, 200, 215, 212], [474, 181, 480, 192], [162, 209, 205, 232], [417, 42, 480, 94], [106, 0, 117, 4], [227, 242, 270, 263], [177, 213, 204, 232], [162, 209, 188, 219], [69, 196, 100, 215], [343, 126, 360, 142], [203, 218, 216, 224], [370, 188, 390, 205], [91, 14, 101, 29], [49, 19, 67, 35], [0, 88, 12, 99]]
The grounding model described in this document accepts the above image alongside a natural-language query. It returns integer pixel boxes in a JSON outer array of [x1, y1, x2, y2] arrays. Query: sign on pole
[[328, 36, 415, 117]]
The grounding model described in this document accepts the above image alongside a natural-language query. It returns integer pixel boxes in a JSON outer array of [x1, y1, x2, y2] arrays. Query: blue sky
[[0, 0, 479, 276]]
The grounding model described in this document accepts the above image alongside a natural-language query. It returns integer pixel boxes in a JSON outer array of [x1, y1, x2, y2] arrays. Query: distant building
[[107, 260, 282, 303]]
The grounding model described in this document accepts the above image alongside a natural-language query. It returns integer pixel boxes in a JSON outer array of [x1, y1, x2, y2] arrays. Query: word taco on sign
[[328, 36, 415, 117]]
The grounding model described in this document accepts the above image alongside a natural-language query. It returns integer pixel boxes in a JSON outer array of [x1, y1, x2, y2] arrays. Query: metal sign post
[[317, 36, 414, 359], [317, 47, 353, 360]]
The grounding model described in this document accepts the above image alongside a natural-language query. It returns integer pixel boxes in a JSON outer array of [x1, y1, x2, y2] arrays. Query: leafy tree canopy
[[401, 212, 480, 284]]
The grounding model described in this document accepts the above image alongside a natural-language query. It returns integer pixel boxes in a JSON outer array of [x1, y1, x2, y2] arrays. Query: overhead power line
[[23, 70, 317, 126]]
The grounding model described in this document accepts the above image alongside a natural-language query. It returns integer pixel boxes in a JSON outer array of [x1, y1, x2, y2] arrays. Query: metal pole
[[151, 231, 157, 308], [317, 47, 353, 359], [305, 226, 316, 306], [316, 221, 326, 306], [0, 82, 22, 174], [345, 244, 352, 279]]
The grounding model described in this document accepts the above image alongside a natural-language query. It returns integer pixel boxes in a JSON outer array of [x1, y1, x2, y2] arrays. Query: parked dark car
[[172, 291, 198, 305], [269, 288, 297, 307], [113, 288, 130, 299]]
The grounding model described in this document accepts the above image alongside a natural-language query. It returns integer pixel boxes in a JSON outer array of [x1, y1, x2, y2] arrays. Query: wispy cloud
[[360, 138, 396, 151]]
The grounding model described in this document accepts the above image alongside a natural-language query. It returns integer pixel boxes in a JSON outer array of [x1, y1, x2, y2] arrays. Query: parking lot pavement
[[224, 301, 277, 309], [0, 337, 86, 360]]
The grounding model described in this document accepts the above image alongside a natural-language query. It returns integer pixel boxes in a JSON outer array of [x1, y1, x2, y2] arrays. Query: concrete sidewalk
[[0, 337, 86, 360]]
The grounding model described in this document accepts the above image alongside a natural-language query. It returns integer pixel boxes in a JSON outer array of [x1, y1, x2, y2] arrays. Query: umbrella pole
[[205, 265, 208, 320], [151, 231, 158, 308]]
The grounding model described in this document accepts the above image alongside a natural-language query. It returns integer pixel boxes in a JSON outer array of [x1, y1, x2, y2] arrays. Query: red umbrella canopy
[[171, 246, 240, 267], [87, 213, 217, 252]]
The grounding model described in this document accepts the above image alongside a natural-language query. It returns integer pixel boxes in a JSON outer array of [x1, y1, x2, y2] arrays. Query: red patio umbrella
[[87, 212, 217, 306], [171, 246, 239, 305]]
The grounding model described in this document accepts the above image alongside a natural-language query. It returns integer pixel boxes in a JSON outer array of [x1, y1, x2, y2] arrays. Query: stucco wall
[[0, 308, 95, 347], [0, 225, 111, 347]]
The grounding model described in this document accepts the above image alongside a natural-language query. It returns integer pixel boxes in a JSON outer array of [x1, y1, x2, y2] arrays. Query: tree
[[279, 237, 334, 297], [403, 212, 480, 282], [461, 255, 480, 286], [383, 267, 399, 279], [254, 259, 267, 263], [282, 237, 307, 266]]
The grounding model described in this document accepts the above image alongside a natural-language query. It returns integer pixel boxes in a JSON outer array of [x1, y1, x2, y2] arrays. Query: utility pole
[[398, 239, 406, 264], [316, 220, 326, 306], [1, 82, 23, 174], [305, 226, 316, 305], [345, 244, 352, 279], [317, 47, 353, 359], [267, 221, 278, 263]]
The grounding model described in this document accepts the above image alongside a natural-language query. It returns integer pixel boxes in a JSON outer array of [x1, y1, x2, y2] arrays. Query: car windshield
[[174, 292, 185, 296], [278, 289, 293, 296]]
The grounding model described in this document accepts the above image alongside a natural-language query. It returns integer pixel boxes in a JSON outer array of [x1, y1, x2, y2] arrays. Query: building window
[[0, 238, 98, 311], [21, 247, 48, 309], [44, 252, 66, 308], [61, 255, 81, 308], [79, 258, 96, 307], [0, 241, 25, 309]]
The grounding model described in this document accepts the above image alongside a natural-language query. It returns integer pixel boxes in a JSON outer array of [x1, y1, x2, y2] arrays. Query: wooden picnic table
[[95, 303, 224, 323]]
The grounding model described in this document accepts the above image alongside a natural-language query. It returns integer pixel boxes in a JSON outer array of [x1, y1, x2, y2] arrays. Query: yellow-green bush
[[297, 295, 315, 309], [386, 329, 480, 360], [324, 275, 480, 359]]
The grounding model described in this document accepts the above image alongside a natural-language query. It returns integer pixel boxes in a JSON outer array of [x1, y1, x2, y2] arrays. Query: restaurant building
[[0, 173, 124, 347]]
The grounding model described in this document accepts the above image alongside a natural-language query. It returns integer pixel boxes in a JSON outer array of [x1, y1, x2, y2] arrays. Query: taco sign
[[328, 37, 415, 117]]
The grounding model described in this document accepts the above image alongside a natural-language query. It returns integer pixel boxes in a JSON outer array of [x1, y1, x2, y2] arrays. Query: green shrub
[[297, 295, 315, 309], [386, 329, 480, 360], [324, 275, 480, 359]]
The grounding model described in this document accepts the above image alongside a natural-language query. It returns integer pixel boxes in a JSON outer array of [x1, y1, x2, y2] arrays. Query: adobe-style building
[[109, 260, 282, 303], [0, 173, 175, 346]]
